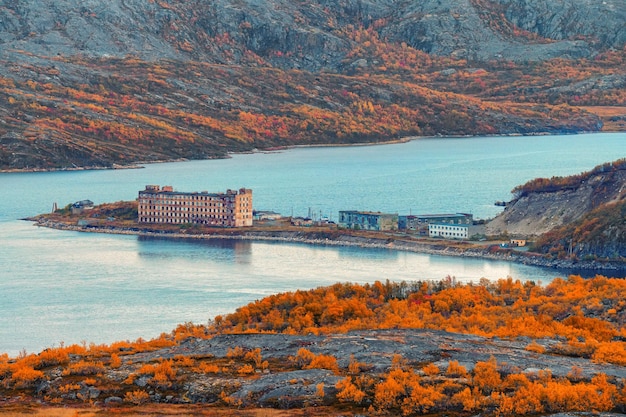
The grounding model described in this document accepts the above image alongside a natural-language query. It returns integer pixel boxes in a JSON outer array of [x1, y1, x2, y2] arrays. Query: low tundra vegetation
[[0, 275, 625, 415]]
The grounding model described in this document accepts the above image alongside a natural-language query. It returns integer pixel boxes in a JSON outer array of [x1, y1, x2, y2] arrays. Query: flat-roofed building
[[428, 223, 483, 240], [428, 223, 470, 239], [138, 185, 252, 227], [339, 210, 398, 231]]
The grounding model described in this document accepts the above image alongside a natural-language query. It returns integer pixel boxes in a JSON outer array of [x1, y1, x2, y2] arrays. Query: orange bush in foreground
[[336, 357, 624, 415], [214, 276, 625, 364]]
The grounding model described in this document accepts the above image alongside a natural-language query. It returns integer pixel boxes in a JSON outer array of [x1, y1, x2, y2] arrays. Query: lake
[[1, 132, 624, 355]]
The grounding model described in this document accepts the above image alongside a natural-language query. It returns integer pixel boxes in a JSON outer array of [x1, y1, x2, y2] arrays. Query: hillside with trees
[[533, 198, 626, 262], [1, 276, 625, 416], [487, 158, 626, 237], [0, 0, 624, 170]]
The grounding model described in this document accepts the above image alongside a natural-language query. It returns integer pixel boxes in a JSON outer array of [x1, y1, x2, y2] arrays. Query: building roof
[[340, 210, 397, 216], [139, 185, 250, 198], [406, 213, 470, 219], [429, 222, 470, 227]]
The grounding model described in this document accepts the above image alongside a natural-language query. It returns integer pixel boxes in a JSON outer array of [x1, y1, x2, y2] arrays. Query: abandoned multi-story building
[[137, 185, 253, 227]]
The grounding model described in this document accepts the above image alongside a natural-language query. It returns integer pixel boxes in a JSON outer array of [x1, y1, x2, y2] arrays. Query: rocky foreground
[[3, 328, 626, 415], [2, 269, 626, 415], [125, 330, 626, 407]]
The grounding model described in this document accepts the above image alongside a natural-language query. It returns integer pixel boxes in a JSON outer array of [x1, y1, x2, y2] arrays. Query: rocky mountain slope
[[0, 0, 624, 170], [1, 0, 623, 67]]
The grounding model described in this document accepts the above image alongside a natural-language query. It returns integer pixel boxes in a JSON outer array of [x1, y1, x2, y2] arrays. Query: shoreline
[[29, 218, 626, 274], [4, 131, 618, 173]]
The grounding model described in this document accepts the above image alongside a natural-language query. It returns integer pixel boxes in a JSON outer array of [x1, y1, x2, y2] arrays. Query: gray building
[[339, 210, 398, 231]]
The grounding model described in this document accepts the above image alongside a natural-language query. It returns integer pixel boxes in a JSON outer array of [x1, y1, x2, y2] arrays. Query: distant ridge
[[0, 0, 624, 170]]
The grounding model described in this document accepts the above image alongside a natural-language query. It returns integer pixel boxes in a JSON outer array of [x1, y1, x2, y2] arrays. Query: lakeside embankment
[[28, 217, 626, 274]]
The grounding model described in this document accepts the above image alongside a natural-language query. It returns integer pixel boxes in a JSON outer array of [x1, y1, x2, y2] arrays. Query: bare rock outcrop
[[495, 0, 626, 49], [124, 329, 626, 407]]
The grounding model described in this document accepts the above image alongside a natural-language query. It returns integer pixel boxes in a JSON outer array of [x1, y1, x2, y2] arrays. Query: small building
[[510, 239, 526, 247], [253, 210, 282, 221], [71, 200, 94, 215], [399, 213, 473, 234], [291, 217, 314, 227], [339, 210, 398, 231]]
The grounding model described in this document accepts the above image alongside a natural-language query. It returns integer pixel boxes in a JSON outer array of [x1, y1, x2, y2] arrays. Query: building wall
[[233, 189, 253, 227], [428, 224, 469, 239], [339, 211, 398, 231], [138, 185, 252, 227]]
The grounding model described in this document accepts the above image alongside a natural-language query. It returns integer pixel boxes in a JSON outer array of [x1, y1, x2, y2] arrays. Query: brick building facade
[[138, 185, 252, 227]]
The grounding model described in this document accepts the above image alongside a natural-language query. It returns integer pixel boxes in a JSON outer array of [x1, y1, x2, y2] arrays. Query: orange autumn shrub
[[306, 354, 339, 374], [237, 364, 255, 375], [109, 353, 122, 369], [9, 364, 44, 388], [472, 357, 501, 394], [195, 362, 221, 374], [243, 348, 263, 368], [63, 360, 105, 376], [422, 363, 440, 377], [592, 341, 626, 366], [294, 348, 316, 368], [336, 377, 366, 404], [137, 360, 177, 386], [446, 360, 468, 378], [525, 340, 546, 354], [124, 389, 150, 405]]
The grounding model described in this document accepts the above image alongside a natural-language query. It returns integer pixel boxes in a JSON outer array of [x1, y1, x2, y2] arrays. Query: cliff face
[[495, 0, 626, 49], [486, 159, 626, 257], [487, 160, 626, 261]]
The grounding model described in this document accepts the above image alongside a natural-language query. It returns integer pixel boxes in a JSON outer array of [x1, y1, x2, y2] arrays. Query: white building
[[428, 223, 469, 239]]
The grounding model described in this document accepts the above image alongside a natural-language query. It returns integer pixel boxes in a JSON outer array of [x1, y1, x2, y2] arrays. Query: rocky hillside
[[0, 0, 624, 170], [533, 198, 626, 261], [2, 277, 626, 415], [1, 0, 623, 67], [487, 159, 626, 237]]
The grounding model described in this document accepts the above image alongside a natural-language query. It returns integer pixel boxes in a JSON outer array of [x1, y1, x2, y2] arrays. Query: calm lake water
[[1, 133, 625, 355]]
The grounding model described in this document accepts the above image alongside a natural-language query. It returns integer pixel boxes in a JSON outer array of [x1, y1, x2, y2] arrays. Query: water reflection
[[133, 234, 563, 284], [137, 236, 253, 264]]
